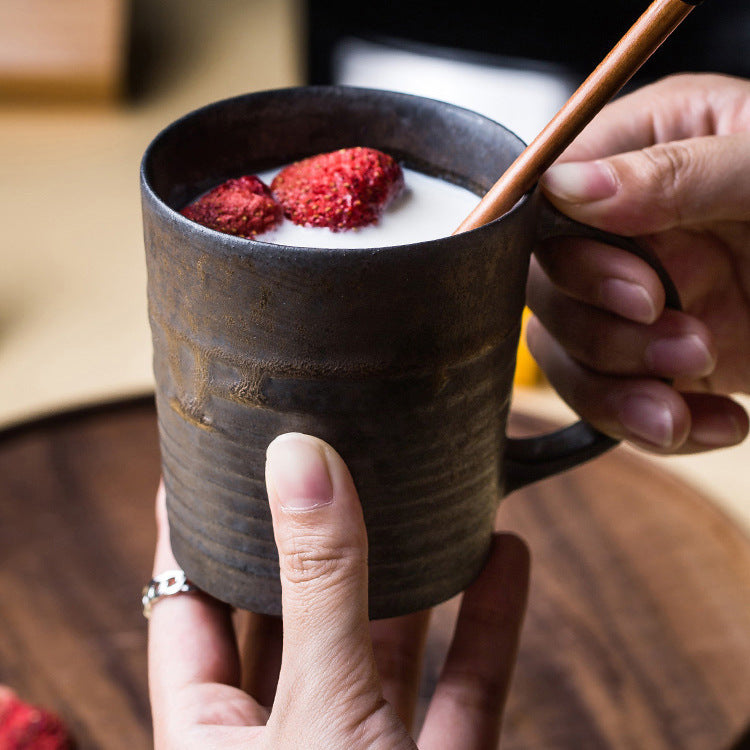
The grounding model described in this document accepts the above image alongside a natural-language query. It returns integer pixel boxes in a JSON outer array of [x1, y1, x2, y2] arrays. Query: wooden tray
[[0, 397, 748, 749]]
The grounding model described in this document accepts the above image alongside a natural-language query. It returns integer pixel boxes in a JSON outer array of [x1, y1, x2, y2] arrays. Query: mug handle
[[503, 198, 682, 494]]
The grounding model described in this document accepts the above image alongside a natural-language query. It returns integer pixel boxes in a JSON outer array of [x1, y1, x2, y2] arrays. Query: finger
[[681, 392, 749, 450], [541, 133, 750, 235], [236, 611, 282, 709], [534, 229, 738, 327], [530, 240, 664, 325], [370, 610, 431, 731], [151, 483, 240, 691], [264, 434, 389, 732], [419, 534, 529, 750], [149, 484, 267, 743], [527, 261, 716, 380], [526, 318, 748, 453], [560, 73, 750, 162]]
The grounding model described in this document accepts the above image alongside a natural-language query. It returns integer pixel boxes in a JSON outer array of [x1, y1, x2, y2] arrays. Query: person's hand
[[528, 73, 750, 453], [148, 433, 529, 749]]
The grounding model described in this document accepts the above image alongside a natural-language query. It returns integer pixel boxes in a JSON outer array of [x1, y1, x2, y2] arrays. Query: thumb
[[264, 433, 382, 715], [541, 132, 750, 235]]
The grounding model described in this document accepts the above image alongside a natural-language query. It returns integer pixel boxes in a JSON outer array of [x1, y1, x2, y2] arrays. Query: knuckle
[[441, 668, 507, 715], [573, 330, 615, 371], [638, 142, 695, 223], [643, 141, 689, 185], [655, 72, 697, 91], [575, 333, 604, 366], [573, 327, 639, 375], [278, 531, 363, 587]]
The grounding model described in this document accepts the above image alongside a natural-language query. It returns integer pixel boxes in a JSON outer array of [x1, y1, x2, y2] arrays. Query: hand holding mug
[[529, 73, 750, 453], [148, 434, 529, 749]]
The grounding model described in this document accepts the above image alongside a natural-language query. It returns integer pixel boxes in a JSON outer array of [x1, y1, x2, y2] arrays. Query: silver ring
[[142, 569, 199, 619]]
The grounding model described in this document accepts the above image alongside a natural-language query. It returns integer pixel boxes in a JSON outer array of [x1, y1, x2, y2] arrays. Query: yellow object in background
[[514, 307, 542, 386]]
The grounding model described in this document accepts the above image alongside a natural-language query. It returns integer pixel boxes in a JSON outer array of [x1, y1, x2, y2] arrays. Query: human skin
[[528, 73, 750, 454], [146, 74, 750, 744], [148, 433, 530, 749]]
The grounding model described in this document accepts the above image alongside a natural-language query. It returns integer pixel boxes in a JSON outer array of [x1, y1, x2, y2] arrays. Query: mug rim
[[140, 84, 532, 257]]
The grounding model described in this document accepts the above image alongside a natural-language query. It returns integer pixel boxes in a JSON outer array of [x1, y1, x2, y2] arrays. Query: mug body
[[141, 86, 535, 618]]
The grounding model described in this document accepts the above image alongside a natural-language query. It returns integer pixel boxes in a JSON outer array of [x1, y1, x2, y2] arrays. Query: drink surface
[[256, 166, 480, 248]]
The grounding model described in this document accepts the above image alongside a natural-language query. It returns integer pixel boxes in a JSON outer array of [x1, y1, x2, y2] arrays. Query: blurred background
[[1, 0, 749, 527]]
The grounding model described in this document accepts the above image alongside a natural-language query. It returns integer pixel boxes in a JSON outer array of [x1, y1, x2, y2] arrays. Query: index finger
[[561, 74, 749, 163]]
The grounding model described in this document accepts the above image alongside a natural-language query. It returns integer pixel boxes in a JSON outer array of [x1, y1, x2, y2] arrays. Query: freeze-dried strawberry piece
[[180, 175, 282, 238], [0, 688, 75, 749], [271, 147, 403, 231]]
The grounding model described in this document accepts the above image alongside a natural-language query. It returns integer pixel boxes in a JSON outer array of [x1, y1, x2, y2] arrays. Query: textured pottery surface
[[142, 87, 597, 617]]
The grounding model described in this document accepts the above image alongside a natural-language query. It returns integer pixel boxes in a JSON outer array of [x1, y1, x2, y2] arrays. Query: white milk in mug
[[256, 166, 480, 248]]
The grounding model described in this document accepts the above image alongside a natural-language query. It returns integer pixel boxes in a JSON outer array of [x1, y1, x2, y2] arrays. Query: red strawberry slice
[[180, 175, 282, 238], [0, 688, 75, 749], [271, 147, 403, 231]]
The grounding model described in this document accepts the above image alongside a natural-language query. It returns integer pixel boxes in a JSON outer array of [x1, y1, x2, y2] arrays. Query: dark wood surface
[[0, 397, 748, 749]]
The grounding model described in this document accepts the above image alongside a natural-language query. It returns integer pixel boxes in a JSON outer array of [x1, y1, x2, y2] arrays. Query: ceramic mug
[[141, 86, 679, 618]]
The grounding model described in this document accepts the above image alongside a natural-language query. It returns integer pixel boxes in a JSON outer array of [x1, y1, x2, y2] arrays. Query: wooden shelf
[[0, 0, 128, 101]]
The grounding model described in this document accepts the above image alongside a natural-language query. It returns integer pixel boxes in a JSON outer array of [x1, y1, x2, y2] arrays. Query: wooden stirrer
[[455, 0, 703, 234]]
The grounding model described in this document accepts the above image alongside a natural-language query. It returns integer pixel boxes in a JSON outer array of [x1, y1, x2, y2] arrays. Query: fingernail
[[266, 433, 334, 510], [541, 161, 618, 203], [691, 413, 745, 447], [600, 278, 657, 323], [644, 335, 715, 377], [619, 394, 674, 448]]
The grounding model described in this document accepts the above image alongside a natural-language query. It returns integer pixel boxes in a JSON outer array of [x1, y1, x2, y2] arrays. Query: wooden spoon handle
[[455, 0, 699, 234]]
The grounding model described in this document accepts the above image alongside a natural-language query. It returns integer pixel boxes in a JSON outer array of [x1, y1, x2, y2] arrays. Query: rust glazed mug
[[141, 86, 679, 618]]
